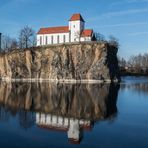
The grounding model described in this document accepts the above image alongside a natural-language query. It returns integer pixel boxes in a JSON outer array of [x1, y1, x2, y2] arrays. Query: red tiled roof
[[37, 26, 69, 34], [68, 139, 80, 144], [81, 29, 93, 37], [69, 13, 85, 22], [37, 125, 68, 132]]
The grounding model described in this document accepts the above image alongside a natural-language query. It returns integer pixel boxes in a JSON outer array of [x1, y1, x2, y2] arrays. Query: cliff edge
[[0, 42, 120, 82]]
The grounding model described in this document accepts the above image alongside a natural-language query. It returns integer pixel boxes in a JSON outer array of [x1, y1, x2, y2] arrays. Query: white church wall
[[69, 20, 84, 42], [37, 32, 70, 46], [80, 36, 92, 42]]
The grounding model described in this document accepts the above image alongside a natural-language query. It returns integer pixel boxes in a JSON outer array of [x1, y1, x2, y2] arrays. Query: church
[[37, 13, 94, 46]]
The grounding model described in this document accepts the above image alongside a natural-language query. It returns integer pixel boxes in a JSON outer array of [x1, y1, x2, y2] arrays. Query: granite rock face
[[0, 42, 120, 82]]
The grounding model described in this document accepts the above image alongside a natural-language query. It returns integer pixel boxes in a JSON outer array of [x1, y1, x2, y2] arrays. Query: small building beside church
[[37, 14, 94, 46]]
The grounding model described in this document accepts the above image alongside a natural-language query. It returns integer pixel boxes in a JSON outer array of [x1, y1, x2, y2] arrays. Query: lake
[[0, 77, 148, 148]]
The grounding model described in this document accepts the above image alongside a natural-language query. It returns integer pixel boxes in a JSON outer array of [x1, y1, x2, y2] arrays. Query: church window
[[45, 36, 48, 45], [40, 36, 42, 45], [63, 35, 66, 43], [51, 36, 53, 44], [57, 35, 60, 44]]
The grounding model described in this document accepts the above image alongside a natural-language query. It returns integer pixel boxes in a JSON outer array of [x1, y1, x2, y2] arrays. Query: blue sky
[[0, 0, 148, 59]]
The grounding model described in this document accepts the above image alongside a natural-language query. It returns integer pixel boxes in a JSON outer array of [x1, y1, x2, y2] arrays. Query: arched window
[[40, 36, 42, 45], [57, 35, 59, 44], [45, 36, 48, 45], [63, 35, 66, 43], [51, 36, 53, 44]]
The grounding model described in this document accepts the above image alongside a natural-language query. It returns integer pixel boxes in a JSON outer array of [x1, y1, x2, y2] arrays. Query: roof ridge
[[37, 26, 69, 34], [40, 26, 68, 29], [69, 13, 85, 22], [81, 29, 93, 37]]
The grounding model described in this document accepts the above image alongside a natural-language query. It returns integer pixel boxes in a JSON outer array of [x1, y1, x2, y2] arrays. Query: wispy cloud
[[0, 0, 30, 10], [104, 8, 148, 17], [95, 22, 148, 29], [88, 8, 148, 21], [0, 0, 31, 25], [127, 31, 148, 36], [110, 0, 148, 8], [127, 0, 148, 3]]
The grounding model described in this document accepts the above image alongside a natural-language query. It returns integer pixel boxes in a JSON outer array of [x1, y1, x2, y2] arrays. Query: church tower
[[69, 14, 85, 42]]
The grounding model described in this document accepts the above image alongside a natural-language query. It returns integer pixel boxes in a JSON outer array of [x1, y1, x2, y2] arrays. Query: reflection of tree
[[123, 82, 148, 95], [106, 83, 120, 119], [18, 110, 35, 129], [0, 107, 10, 122]]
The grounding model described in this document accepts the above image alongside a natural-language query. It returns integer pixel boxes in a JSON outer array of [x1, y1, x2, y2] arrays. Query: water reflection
[[120, 77, 148, 94], [130, 82, 148, 94], [0, 82, 119, 144]]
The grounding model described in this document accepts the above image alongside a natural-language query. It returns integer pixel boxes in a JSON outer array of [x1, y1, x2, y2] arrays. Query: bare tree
[[108, 35, 119, 49], [127, 53, 148, 74], [1, 35, 18, 51], [10, 39, 18, 50], [18, 26, 35, 49], [94, 32, 105, 41], [18, 31, 24, 49], [118, 57, 126, 68], [2, 35, 11, 51]]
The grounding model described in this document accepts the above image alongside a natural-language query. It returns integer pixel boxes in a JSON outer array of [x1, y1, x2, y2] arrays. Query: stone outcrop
[[0, 42, 120, 82]]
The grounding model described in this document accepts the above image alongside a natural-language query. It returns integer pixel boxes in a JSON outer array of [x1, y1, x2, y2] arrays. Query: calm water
[[0, 77, 148, 148]]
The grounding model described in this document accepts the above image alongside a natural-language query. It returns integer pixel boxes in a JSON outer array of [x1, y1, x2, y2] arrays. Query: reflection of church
[[0, 82, 119, 144], [36, 113, 93, 143]]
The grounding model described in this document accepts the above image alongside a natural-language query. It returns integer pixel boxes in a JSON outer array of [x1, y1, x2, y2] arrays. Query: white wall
[[80, 37, 92, 42], [37, 32, 70, 46], [69, 20, 85, 42]]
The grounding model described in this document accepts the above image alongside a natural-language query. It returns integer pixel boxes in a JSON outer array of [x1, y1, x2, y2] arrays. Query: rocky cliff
[[0, 42, 120, 82]]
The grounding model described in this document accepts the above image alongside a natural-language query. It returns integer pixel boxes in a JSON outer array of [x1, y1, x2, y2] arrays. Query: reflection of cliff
[[0, 82, 119, 143], [0, 82, 119, 120]]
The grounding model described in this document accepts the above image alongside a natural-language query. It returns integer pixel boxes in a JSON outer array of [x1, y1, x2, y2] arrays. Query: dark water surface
[[0, 77, 148, 148]]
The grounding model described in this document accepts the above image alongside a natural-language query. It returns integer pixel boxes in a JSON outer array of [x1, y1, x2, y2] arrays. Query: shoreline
[[0, 78, 119, 84]]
